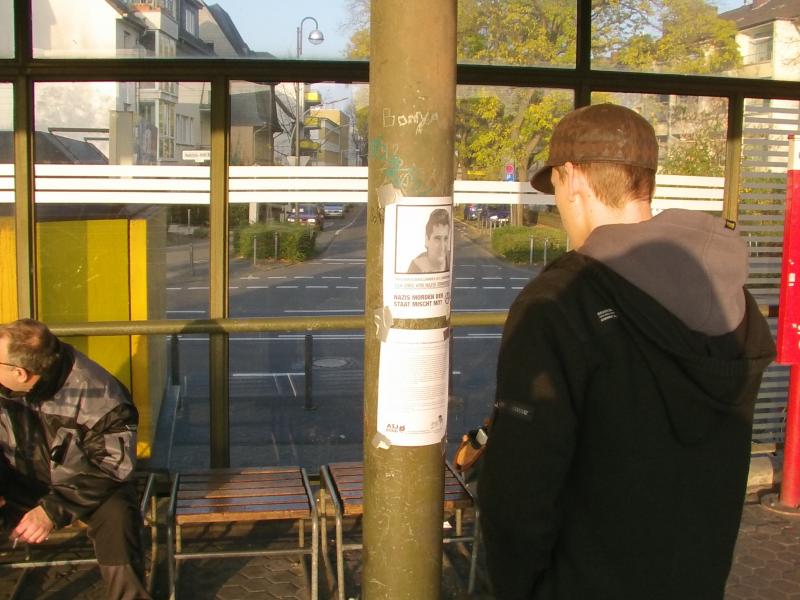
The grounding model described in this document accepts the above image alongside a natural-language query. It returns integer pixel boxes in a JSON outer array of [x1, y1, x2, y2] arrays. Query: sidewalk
[[2, 491, 800, 599]]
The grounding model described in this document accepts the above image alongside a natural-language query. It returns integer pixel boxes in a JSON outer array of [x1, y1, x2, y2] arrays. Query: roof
[[230, 91, 281, 130], [105, 0, 148, 31], [720, 0, 800, 31], [205, 4, 251, 57], [0, 131, 108, 164]]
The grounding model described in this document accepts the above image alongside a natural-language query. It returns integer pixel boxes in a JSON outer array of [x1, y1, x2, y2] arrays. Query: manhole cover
[[314, 358, 349, 368]]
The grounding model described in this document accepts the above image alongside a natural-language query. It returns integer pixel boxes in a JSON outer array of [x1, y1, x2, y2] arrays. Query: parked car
[[287, 204, 325, 230], [323, 203, 346, 218], [483, 204, 510, 224], [464, 204, 481, 220]]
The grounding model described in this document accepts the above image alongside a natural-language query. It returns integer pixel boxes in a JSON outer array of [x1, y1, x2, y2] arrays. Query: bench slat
[[179, 485, 309, 500], [178, 493, 310, 510], [176, 503, 311, 524]]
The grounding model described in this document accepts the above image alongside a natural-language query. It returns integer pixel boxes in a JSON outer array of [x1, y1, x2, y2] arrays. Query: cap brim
[[530, 165, 554, 194]]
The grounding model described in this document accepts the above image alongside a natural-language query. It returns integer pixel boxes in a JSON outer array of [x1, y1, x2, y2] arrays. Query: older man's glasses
[[0, 361, 25, 370]]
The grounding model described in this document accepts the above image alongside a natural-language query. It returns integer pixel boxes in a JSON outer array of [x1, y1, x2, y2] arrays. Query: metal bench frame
[[167, 466, 318, 600], [319, 461, 480, 600]]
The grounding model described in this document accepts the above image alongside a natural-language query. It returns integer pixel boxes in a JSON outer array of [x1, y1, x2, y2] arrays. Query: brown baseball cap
[[530, 103, 659, 194]]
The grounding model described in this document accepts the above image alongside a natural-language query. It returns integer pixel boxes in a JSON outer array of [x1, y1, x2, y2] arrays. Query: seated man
[[0, 318, 149, 600]]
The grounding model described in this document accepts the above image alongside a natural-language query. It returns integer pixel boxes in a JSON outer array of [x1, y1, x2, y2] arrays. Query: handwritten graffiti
[[369, 136, 432, 196], [382, 108, 440, 135]]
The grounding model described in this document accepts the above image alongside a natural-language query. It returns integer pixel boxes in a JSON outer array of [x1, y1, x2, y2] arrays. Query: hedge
[[491, 225, 568, 264], [235, 223, 316, 262]]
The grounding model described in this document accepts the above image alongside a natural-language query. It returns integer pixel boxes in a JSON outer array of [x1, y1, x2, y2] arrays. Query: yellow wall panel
[[0, 217, 17, 322], [37, 220, 131, 388]]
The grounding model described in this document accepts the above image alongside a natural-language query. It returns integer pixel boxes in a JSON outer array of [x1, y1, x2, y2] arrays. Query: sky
[[212, 1, 353, 60]]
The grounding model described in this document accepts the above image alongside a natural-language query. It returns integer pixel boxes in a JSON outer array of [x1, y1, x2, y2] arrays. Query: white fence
[[0, 164, 723, 212]]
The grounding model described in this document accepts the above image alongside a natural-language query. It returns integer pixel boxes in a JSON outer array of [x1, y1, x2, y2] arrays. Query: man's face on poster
[[425, 223, 450, 270]]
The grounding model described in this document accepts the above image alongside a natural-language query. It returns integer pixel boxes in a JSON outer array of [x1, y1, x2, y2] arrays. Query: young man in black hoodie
[[477, 104, 776, 600]]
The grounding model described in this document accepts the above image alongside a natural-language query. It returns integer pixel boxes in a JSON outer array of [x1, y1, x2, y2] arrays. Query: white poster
[[383, 197, 453, 319], [377, 327, 450, 447]]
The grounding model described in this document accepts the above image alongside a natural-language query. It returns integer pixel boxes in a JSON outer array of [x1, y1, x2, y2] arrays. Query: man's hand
[[12, 505, 53, 544]]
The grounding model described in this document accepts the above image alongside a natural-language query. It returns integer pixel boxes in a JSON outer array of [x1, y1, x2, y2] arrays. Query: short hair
[[0, 319, 60, 374], [556, 162, 655, 209], [426, 208, 450, 238]]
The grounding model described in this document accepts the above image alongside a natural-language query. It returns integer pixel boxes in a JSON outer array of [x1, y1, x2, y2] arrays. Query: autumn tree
[[344, 0, 740, 181]]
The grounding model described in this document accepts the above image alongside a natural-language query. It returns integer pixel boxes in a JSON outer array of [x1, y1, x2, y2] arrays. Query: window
[[747, 25, 773, 65], [184, 6, 199, 37], [177, 114, 193, 145]]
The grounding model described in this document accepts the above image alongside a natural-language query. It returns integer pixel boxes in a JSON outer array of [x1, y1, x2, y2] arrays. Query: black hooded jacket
[[478, 210, 776, 599]]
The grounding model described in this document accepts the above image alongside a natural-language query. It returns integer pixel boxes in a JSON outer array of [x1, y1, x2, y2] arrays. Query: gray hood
[[578, 209, 748, 336]]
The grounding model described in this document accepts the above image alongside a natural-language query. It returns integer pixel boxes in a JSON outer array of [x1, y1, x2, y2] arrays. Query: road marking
[[482, 277, 503, 280], [268, 276, 287, 279], [336, 286, 359, 289], [483, 286, 506, 290], [294, 276, 313, 279], [512, 286, 524, 290], [277, 285, 299, 289], [455, 286, 477, 290], [348, 276, 365, 280], [306, 285, 328, 289], [229, 286, 239, 290], [246, 286, 270, 289], [240, 275, 260, 280], [166, 287, 181, 291], [188, 286, 209, 290], [510, 277, 530, 280], [456, 277, 475, 280], [322, 276, 342, 279]]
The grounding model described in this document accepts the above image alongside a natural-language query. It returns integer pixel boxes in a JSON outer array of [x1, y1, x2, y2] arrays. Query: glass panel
[[0, 83, 15, 321], [32, 0, 357, 60], [0, 0, 12, 58], [228, 80, 367, 467], [457, 0, 576, 67], [592, 0, 799, 81], [33, 81, 210, 460]]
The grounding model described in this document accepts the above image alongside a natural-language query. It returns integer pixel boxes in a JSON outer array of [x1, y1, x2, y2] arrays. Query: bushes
[[236, 223, 316, 262], [491, 225, 568, 264]]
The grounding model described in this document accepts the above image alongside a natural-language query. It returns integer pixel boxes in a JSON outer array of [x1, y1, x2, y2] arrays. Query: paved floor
[[2, 492, 800, 599]]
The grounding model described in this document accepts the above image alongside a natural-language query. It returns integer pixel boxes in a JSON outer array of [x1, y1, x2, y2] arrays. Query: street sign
[[504, 162, 515, 181], [182, 150, 210, 163]]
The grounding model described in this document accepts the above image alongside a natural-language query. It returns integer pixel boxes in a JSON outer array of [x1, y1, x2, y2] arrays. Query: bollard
[[543, 238, 549, 266], [253, 236, 257, 266], [529, 236, 534, 265], [170, 334, 180, 386], [189, 241, 195, 276], [274, 231, 279, 259], [304, 333, 314, 410]]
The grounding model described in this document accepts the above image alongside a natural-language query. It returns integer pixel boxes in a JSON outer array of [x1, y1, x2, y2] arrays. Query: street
[[160, 205, 541, 471]]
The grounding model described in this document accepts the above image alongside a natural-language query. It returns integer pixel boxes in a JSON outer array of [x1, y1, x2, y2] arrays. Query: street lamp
[[295, 17, 324, 166]]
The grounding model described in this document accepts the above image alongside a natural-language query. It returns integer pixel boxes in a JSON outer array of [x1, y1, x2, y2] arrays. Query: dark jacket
[[478, 212, 775, 600], [0, 343, 138, 528]]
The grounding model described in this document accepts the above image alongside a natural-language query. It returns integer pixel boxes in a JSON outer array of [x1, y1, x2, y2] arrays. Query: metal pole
[[544, 238, 549, 266], [304, 333, 314, 410], [362, 1, 456, 598], [253, 236, 257, 266], [781, 365, 800, 507], [529, 236, 534, 265]]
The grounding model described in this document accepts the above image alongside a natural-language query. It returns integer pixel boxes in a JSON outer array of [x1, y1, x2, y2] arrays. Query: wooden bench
[[319, 461, 480, 600], [0, 469, 160, 599], [167, 466, 318, 600]]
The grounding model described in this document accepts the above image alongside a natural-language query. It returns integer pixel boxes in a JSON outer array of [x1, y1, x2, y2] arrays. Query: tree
[[343, 0, 741, 182]]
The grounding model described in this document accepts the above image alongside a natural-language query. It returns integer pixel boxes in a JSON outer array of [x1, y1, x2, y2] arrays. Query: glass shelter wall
[[3, 0, 800, 467]]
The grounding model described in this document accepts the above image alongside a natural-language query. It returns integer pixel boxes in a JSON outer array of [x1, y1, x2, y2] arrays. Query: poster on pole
[[383, 197, 453, 319], [377, 327, 450, 447]]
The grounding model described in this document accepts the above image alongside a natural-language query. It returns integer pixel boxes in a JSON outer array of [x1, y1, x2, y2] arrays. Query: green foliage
[[343, 0, 741, 183], [491, 225, 568, 264], [236, 224, 316, 262]]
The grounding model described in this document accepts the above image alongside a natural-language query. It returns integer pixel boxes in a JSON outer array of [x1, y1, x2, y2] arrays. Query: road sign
[[504, 162, 515, 181], [182, 150, 210, 162]]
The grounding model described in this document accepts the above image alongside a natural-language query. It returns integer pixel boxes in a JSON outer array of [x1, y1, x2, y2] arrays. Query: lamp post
[[295, 17, 324, 166]]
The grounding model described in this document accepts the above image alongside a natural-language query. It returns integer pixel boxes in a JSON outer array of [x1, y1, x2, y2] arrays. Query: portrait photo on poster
[[395, 205, 452, 275]]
